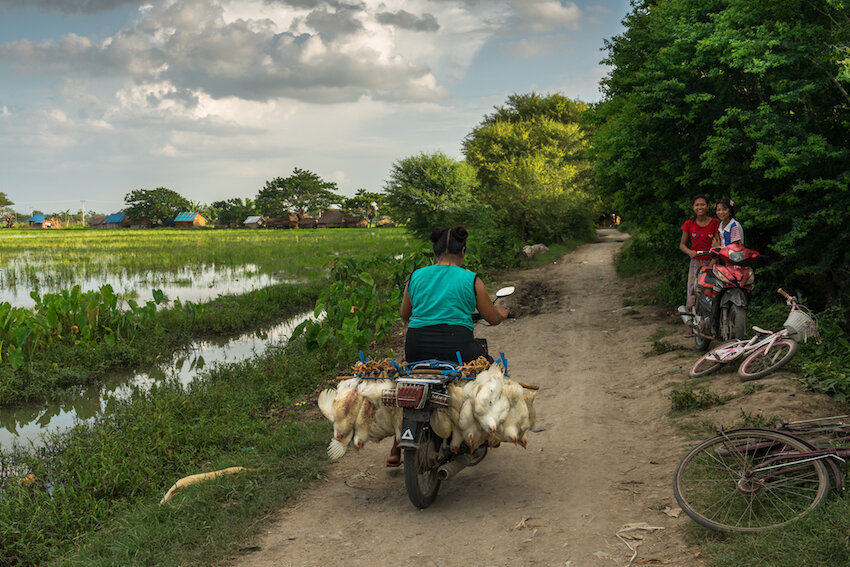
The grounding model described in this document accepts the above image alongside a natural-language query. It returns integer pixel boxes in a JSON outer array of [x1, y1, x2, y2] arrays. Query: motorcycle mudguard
[[399, 410, 430, 449], [720, 287, 748, 307]]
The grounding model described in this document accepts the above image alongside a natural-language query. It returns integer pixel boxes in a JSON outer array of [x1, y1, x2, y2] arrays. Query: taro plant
[[0, 284, 166, 368]]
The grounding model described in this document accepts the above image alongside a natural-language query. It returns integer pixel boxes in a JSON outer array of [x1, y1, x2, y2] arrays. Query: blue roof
[[27, 214, 46, 222], [104, 213, 126, 223], [174, 212, 199, 222]]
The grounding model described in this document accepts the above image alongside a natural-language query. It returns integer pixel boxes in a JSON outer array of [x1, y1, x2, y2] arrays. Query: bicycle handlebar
[[777, 288, 798, 305]]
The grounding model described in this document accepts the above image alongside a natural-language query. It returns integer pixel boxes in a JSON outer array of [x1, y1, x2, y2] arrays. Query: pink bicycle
[[689, 289, 818, 380]]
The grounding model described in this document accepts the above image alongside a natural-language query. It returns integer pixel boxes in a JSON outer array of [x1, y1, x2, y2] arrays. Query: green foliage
[[463, 92, 600, 241], [799, 306, 850, 400], [294, 253, 431, 350], [0, 285, 163, 369], [255, 167, 340, 217], [592, 0, 850, 308], [0, 330, 353, 567], [123, 187, 191, 225], [342, 189, 386, 224], [383, 151, 478, 239], [209, 197, 256, 227], [670, 386, 726, 413]]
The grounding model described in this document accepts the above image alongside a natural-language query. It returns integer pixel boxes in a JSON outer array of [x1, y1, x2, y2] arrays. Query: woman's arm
[[474, 278, 509, 325], [400, 282, 412, 325], [679, 229, 696, 258]]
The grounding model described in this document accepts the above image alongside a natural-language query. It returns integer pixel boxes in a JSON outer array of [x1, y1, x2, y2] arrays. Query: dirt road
[[225, 229, 710, 566]]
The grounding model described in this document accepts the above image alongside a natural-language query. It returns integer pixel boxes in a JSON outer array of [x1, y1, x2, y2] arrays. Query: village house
[[316, 208, 362, 228], [174, 212, 206, 228], [26, 214, 62, 229]]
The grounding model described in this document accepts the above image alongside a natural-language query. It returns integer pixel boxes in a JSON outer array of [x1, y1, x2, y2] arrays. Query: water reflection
[[0, 260, 301, 308], [0, 311, 315, 449]]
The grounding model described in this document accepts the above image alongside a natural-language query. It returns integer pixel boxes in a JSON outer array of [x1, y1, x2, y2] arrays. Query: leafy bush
[[294, 252, 431, 350]]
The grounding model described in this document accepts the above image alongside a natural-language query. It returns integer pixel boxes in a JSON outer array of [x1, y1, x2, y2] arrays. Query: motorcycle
[[381, 286, 515, 509], [679, 244, 760, 351]]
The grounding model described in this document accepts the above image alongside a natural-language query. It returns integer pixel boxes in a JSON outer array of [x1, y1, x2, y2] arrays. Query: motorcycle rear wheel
[[403, 428, 441, 509]]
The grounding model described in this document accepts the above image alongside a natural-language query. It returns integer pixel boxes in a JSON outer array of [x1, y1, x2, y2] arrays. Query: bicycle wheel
[[403, 427, 441, 509], [689, 341, 738, 378], [738, 338, 798, 381], [673, 429, 829, 533]]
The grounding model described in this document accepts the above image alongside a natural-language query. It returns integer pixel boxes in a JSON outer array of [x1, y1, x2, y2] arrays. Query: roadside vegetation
[[596, 1, 849, 564], [0, 229, 416, 405]]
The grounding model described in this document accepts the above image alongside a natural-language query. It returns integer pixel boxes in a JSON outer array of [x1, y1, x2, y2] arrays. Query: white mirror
[[495, 286, 516, 298]]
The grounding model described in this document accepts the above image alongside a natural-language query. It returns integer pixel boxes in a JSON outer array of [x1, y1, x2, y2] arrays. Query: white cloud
[[510, 0, 581, 33]]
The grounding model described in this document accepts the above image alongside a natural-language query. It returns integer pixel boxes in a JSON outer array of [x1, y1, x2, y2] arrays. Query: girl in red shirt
[[679, 195, 720, 310]]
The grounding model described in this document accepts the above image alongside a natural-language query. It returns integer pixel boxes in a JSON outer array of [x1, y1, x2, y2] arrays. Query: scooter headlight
[[728, 249, 746, 263]]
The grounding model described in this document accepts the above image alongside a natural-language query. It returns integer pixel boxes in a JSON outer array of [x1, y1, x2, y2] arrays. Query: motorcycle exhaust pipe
[[437, 453, 474, 481]]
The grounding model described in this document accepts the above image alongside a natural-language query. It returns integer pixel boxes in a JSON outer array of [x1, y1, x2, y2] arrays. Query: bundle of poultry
[[318, 363, 537, 461]]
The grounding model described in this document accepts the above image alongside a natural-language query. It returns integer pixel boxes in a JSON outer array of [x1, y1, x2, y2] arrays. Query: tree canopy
[[463, 93, 598, 241], [591, 0, 850, 305], [124, 188, 191, 225], [256, 168, 340, 217], [342, 189, 385, 226], [383, 151, 477, 239]]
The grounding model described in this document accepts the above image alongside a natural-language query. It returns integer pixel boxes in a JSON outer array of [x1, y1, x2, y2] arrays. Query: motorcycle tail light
[[381, 389, 398, 407], [429, 392, 450, 408], [396, 384, 427, 408]]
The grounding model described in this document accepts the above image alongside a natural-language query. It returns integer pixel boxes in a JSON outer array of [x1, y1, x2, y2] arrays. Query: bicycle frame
[[719, 427, 849, 492], [704, 293, 804, 363]]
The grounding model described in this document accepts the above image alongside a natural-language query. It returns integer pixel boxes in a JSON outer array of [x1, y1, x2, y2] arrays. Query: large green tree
[[592, 0, 850, 305], [256, 168, 340, 217], [342, 189, 385, 226], [210, 198, 256, 228], [463, 93, 598, 241], [383, 151, 477, 239], [124, 188, 191, 225]]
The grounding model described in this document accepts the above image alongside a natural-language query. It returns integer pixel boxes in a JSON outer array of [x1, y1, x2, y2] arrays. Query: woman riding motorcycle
[[386, 225, 509, 466]]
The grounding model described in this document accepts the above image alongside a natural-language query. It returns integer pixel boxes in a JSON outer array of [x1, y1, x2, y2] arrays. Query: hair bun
[[452, 226, 468, 242], [430, 227, 447, 243]]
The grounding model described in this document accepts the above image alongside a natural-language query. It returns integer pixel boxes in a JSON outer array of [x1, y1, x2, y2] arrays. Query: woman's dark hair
[[715, 198, 736, 217], [430, 226, 468, 257]]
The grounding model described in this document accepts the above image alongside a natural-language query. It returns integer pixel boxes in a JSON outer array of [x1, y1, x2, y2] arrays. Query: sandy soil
[[225, 229, 843, 567]]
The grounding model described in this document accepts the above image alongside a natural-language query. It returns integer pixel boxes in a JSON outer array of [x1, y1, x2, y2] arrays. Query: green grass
[[0, 227, 417, 290], [0, 334, 357, 567]]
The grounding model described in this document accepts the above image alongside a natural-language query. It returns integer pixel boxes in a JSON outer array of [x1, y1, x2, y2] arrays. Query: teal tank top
[[408, 265, 477, 331]]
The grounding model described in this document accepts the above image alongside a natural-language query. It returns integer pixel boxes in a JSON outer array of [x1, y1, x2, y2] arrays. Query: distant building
[[26, 214, 62, 229], [375, 217, 396, 228], [296, 215, 318, 229], [243, 215, 266, 229], [265, 214, 299, 229], [174, 212, 206, 228], [104, 212, 131, 229], [88, 215, 108, 229], [317, 208, 361, 228]]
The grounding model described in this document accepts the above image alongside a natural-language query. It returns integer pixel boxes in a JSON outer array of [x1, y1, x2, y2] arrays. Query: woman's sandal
[[385, 453, 402, 467]]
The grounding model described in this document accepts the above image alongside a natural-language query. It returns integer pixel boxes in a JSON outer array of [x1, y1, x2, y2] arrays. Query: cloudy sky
[[0, 0, 629, 216]]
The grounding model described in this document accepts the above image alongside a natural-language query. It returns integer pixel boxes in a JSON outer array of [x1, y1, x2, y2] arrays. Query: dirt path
[[229, 227, 849, 567], [223, 229, 708, 566]]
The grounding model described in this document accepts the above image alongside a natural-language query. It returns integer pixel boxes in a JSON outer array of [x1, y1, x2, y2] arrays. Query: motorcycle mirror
[[495, 286, 515, 298]]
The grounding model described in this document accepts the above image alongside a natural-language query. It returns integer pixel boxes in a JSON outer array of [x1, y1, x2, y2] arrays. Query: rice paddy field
[[0, 227, 417, 307]]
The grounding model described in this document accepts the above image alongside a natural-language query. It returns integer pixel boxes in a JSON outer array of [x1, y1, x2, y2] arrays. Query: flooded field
[[0, 228, 414, 307], [0, 311, 315, 449]]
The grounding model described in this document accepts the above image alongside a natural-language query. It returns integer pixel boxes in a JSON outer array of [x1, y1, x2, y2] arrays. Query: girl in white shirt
[[714, 198, 743, 246]]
